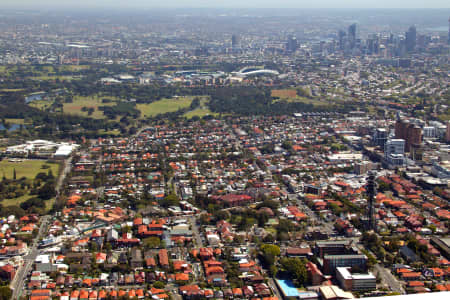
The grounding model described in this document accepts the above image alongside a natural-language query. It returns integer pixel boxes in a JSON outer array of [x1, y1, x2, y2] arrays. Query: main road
[[11, 215, 50, 299]]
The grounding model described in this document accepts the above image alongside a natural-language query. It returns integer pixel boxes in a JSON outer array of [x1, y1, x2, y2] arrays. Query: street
[[11, 215, 50, 299], [189, 216, 204, 248], [374, 264, 405, 294]]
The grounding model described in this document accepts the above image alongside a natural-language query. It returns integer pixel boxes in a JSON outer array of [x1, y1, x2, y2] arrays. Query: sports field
[[0, 159, 59, 180], [137, 97, 194, 118]]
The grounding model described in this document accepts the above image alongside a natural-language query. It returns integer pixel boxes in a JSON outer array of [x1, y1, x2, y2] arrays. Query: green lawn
[[1, 194, 33, 207], [29, 100, 53, 110], [184, 108, 218, 119], [63, 95, 118, 119], [60, 65, 90, 72], [137, 97, 194, 118], [4, 118, 26, 125], [0, 160, 59, 180], [0, 160, 60, 210], [1, 194, 56, 211], [273, 96, 329, 106], [98, 129, 121, 136], [30, 75, 77, 81], [0, 88, 24, 92]]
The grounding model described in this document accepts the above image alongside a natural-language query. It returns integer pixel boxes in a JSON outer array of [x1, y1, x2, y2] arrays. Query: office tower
[[385, 139, 406, 167], [286, 35, 298, 53], [348, 23, 357, 49], [373, 128, 388, 149], [405, 25, 417, 52], [338, 30, 346, 50], [231, 34, 240, 49], [395, 117, 422, 152]]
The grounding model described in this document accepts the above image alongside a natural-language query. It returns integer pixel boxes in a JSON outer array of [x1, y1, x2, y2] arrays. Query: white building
[[385, 139, 405, 167], [336, 267, 376, 292], [423, 126, 436, 138]]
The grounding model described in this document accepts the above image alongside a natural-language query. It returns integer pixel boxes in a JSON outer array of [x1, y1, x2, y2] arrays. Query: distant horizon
[[0, 0, 449, 10]]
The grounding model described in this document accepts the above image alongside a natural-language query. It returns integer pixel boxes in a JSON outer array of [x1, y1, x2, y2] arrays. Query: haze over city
[[0, 1, 449, 300], [1, 0, 450, 9]]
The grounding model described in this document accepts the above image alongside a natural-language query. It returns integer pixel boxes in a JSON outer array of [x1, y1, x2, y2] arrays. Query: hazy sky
[[1, 0, 449, 9]]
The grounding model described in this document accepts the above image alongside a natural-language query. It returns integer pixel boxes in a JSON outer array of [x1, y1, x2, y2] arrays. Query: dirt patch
[[271, 89, 297, 98]]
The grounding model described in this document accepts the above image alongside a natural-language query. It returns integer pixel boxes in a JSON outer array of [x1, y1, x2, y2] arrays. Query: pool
[[276, 279, 299, 297]]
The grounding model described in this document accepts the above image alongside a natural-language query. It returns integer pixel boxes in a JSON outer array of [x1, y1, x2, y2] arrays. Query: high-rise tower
[[231, 34, 240, 49], [348, 23, 357, 49], [405, 25, 417, 52]]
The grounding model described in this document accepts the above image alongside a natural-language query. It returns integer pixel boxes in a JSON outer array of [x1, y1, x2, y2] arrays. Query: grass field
[[271, 88, 329, 106], [0, 88, 24, 92], [98, 129, 121, 136], [0, 160, 60, 180], [0, 160, 60, 210], [31, 75, 77, 81], [279, 97, 330, 106], [5, 118, 26, 125], [1, 194, 33, 207], [60, 65, 90, 72], [137, 97, 194, 118], [184, 108, 218, 119], [29, 100, 54, 110], [1, 194, 56, 211], [63, 95, 117, 119]]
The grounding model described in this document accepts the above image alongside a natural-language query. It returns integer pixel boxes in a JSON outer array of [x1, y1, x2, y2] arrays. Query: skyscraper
[[405, 25, 417, 52], [348, 23, 357, 49], [338, 30, 346, 50], [286, 35, 298, 53], [231, 34, 240, 49], [395, 115, 422, 152]]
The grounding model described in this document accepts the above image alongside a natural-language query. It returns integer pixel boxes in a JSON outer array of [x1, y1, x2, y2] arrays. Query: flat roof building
[[336, 267, 376, 292]]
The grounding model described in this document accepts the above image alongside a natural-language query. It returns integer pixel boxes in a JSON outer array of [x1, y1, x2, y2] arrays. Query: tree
[[38, 182, 56, 200], [13, 168, 16, 180], [260, 244, 280, 267], [161, 193, 179, 208], [377, 181, 390, 192], [143, 237, 161, 249], [0, 286, 12, 300], [279, 258, 308, 286], [153, 281, 165, 289], [276, 218, 294, 233]]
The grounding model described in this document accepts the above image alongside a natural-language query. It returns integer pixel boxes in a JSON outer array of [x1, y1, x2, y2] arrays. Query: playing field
[[4, 118, 26, 125], [31, 75, 77, 81], [271, 89, 329, 107], [29, 100, 53, 110], [137, 97, 194, 118], [63, 95, 117, 119], [184, 108, 217, 119], [0, 159, 60, 180]]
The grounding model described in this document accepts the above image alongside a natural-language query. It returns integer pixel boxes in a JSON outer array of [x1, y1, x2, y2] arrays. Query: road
[[352, 240, 405, 295], [268, 278, 283, 300], [189, 216, 204, 248], [55, 157, 72, 208], [374, 263, 405, 294], [11, 215, 50, 299]]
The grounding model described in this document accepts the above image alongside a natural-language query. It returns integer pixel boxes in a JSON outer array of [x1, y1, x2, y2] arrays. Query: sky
[[1, 0, 449, 9]]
